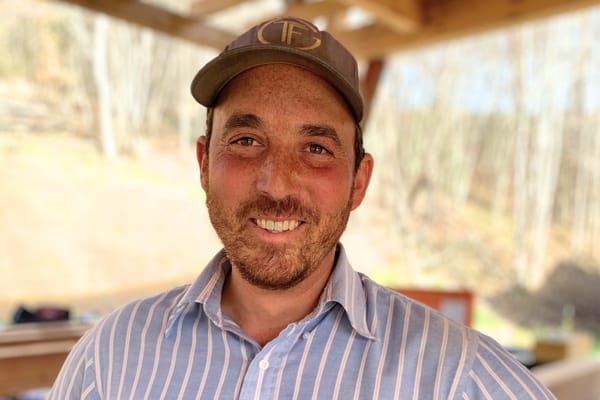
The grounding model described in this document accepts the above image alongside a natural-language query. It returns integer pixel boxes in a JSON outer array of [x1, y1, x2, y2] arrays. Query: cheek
[[307, 167, 355, 207], [208, 155, 254, 195], [208, 149, 355, 207]]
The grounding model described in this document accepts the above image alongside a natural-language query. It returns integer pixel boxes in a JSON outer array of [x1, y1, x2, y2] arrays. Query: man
[[50, 16, 555, 399]]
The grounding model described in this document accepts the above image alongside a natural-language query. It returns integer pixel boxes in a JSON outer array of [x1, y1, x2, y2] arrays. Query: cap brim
[[190, 45, 363, 122]]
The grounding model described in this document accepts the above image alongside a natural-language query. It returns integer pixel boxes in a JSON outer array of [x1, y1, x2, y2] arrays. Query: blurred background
[[0, 0, 599, 394]]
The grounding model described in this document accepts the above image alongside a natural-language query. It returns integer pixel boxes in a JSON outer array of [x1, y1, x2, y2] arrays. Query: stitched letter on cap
[[257, 18, 322, 51]]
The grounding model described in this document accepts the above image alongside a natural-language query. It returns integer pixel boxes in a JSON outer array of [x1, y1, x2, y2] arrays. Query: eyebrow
[[223, 115, 342, 147], [300, 124, 342, 147], [224, 113, 263, 131]]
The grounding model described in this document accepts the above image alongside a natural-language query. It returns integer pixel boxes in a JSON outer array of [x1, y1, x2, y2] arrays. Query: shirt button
[[259, 359, 269, 370], [302, 332, 310, 340]]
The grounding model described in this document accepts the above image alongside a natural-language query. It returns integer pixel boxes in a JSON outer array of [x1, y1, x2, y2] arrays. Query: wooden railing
[[0, 321, 91, 397], [533, 357, 600, 400]]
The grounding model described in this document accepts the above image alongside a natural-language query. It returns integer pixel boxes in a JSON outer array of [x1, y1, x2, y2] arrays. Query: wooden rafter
[[190, 0, 248, 17], [57, 0, 236, 49], [335, 0, 600, 58], [285, 0, 348, 21], [360, 59, 385, 124], [337, 0, 422, 33], [53, 0, 600, 58]]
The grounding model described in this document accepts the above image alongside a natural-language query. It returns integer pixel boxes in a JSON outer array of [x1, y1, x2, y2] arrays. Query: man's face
[[197, 64, 372, 290]]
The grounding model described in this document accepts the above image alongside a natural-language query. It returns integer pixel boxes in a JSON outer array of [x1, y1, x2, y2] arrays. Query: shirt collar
[[165, 250, 229, 336], [319, 244, 375, 339], [166, 245, 375, 340]]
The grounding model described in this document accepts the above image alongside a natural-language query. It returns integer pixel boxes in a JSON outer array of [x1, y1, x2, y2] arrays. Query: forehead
[[214, 64, 355, 125]]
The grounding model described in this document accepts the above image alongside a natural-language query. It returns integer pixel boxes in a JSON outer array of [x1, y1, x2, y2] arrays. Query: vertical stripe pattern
[[48, 247, 555, 400]]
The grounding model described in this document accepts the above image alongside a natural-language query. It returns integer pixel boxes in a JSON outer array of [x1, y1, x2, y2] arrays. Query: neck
[[221, 255, 335, 347]]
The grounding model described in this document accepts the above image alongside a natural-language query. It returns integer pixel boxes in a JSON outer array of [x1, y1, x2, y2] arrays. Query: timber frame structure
[[53, 0, 600, 119]]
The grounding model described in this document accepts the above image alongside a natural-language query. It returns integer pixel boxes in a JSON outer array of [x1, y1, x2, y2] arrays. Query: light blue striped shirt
[[49, 245, 555, 399]]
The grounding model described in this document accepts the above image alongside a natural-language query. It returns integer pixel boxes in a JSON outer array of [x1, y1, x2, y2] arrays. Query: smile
[[255, 219, 301, 233]]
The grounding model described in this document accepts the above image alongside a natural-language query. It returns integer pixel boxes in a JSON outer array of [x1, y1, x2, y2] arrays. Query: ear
[[350, 153, 373, 210], [196, 136, 209, 192]]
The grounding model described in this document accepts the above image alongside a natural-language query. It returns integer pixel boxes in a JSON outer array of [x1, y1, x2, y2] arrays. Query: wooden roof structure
[[56, 0, 600, 58], [54, 0, 600, 118]]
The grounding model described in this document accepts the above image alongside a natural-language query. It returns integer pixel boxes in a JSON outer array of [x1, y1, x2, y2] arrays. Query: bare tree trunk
[[570, 16, 593, 253], [108, 23, 155, 157], [573, 123, 592, 251], [590, 112, 600, 255], [529, 114, 564, 286], [509, 28, 532, 286], [176, 45, 198, 152], [512, 23, 569, 287], [93, 14, 117, 159], [490, 116, 515, 218]]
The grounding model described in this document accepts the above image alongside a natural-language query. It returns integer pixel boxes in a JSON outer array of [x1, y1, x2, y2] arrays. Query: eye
[[307, 143, 331, 155], [232, 137, 259, 146]]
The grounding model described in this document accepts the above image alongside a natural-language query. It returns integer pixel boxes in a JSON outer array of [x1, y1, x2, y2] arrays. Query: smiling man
[[198, 62, 372, 347], [50, 17, 555, 399]]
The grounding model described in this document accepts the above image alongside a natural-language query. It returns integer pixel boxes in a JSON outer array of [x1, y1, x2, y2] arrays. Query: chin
[[228, 246, 315, 290]]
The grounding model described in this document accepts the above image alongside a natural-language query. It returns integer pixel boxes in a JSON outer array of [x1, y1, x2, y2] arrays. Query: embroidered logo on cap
[[257, 18, 322, 51]]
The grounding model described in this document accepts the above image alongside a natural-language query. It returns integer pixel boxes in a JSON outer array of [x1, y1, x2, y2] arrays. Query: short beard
[[206, 190, 353, 290]]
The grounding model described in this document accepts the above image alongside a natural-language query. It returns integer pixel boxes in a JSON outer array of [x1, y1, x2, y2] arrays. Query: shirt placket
[[237, 323, 304, 400]]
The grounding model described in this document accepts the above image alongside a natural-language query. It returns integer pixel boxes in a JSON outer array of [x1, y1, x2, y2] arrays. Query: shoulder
[[360, 275, 479, 366], [358, 278, 554, 398], [360, 274, 473, 342], [48, 285, 192, 399], [90, 284, 191, 345], [461, 332, 556, 399], [69, 287, 190, 359]]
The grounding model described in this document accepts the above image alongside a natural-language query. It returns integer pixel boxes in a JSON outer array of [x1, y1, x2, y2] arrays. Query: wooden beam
[[0, 322, 90, 345], [332, 23, 394, 58], [54, 0, 600, 58], [337, 0, 422, 33], [285, 0, 348, 21], [336, 0, 600, 58], [190, 0, 248, 17], [55, 0, 236, 50], [360, 59, 385, 124]]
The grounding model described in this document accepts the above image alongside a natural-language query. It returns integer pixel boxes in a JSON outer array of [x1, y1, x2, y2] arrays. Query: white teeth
[[256, 219, 300, 233]]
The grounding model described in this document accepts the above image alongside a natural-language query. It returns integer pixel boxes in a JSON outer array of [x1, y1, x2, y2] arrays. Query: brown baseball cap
[[190, 16, 363, 122]]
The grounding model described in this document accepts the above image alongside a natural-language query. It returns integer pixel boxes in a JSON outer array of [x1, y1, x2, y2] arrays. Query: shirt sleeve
[[47, 327, 99, 400], [459, 333, 556, 400]]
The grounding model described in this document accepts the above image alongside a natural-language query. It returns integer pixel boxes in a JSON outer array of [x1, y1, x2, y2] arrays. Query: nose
[[255, 149, 299, 199]]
